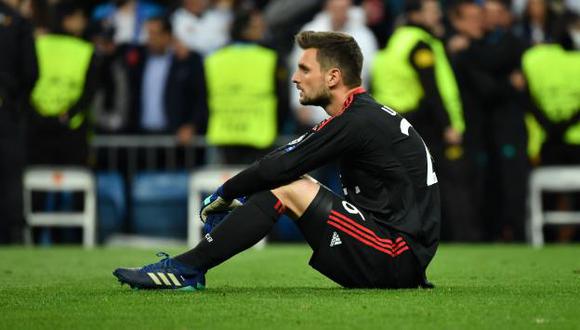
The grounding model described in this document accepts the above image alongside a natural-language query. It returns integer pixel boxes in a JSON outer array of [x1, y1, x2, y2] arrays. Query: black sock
[[174, 191, 284, 270]]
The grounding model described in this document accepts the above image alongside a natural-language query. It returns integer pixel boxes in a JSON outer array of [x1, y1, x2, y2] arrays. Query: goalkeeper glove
[[202, 211, 229, 235], [199, 185, 244, 222]]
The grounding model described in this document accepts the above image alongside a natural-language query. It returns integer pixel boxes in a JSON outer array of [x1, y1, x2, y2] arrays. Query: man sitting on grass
[[113, 30, 440, 289]]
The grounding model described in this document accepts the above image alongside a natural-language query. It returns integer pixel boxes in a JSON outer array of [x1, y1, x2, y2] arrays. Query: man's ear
[[326, 68, 342, 88]]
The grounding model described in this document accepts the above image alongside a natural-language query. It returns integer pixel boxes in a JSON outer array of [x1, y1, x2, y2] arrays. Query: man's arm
[[410, 42, 451, 131], [176, 51, 208, 143], [17, 16, 38, 102], [221, 114, 360, 200], [66, 53, 98, 119]]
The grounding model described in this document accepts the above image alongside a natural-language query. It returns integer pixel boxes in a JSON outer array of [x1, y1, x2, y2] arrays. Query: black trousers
[[409, 111, 481, 242], [0, 110, 25, 244], [483, 104, 529, 241], [26, 115, 88, 166]]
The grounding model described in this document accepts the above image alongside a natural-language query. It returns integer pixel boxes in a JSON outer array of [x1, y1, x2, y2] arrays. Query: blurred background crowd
[[0, 0, 579, 245]]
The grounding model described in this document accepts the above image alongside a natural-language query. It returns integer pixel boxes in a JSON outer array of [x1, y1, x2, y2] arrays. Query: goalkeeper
[[114, 31, 441, 290]]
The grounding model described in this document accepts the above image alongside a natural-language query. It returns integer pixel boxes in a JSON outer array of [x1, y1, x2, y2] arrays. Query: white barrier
[[528, 166, 580, 247], [23, 167, 96, 248], [187, 166, 266, 249]]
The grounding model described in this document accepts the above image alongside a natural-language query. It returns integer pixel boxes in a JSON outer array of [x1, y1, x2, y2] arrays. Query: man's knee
[[271, 177, 320, 218], [271, 177, 318, 199]]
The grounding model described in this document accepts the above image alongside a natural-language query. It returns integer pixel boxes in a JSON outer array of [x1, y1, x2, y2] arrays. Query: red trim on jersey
[[327, 209, 410, 257], [330, 210, 393, 244], [327, 216, 408, 255], [274, 200, 286, 215], [327, 220, 394, 256], [328, 215, 393, 248], [395, 246, 409, 255], [394, 240, 407, 250], [314, 117, 333, 131], [340, 87, 366, 114], [278, 204, 286, 214], [312, 87, 366, 132]]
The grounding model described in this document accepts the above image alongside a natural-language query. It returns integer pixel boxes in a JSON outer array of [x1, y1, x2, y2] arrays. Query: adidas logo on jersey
[[330, 232, 342, 247]]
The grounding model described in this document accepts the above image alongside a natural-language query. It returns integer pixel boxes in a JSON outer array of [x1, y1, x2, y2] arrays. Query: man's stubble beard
[[299, 86, 332, 108]]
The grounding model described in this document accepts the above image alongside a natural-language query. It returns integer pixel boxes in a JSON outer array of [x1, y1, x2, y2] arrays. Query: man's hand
[[509, 70, 526, 92], [443, 126, 463, 145], [58, 113, 69, 125], [173, 40, 190, 60], [447, 35, 469, 54], [200, 185, 243, 223], [176, 124, 194, 145]]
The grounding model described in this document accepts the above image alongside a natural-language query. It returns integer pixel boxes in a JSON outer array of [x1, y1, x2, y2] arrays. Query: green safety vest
[[31, 34, 93, 130], [205, 44, 277, 148], [372, 26, 465, 133], [522, 44, 580, 156]]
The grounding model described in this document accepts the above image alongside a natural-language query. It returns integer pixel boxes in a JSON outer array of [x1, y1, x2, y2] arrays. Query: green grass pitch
[[1, 244, 579, 329]]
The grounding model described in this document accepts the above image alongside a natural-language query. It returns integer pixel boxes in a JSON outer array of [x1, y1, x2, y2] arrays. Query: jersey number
[[381, 106, 437, 186], [342, 201, 366, 221]]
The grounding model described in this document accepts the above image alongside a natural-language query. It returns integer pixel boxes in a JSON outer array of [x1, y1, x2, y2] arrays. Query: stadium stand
[[96, 172, 126, 243], [131, 171, 189, 239]]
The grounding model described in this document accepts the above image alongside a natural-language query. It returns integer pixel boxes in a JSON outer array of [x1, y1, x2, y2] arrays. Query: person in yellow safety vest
[[27, 1, 96, 167], [371, 0, 464, 157], [522, 42, 580, 243], [523, 43, 580, 164], [205, 9, 288, 165]]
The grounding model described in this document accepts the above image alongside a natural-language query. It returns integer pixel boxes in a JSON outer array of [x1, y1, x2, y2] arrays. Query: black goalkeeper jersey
[[222, 88, 441, 269]]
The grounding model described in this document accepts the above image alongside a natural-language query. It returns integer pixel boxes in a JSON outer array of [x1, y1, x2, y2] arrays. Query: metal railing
[[90, 134, 294, 175], [91, 134, 202, 173]]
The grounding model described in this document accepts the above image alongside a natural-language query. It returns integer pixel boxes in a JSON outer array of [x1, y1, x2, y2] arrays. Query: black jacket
[[126, 47, 208, 134], [0, 3, 37, 115]]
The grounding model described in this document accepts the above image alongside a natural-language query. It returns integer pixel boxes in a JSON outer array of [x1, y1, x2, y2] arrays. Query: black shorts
[[296, 186, 422, 289]]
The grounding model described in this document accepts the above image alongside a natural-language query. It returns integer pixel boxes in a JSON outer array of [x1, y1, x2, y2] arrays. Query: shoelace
[[142, 252, 204, 277], [142, 252, 172, 272]]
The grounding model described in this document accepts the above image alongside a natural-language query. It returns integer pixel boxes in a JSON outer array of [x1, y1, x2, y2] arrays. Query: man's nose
[[291, 71, 299, 84]]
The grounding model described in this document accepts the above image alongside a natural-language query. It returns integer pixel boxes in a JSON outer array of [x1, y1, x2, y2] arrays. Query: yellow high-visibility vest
[[31, 34, 93, 129], [522, 44, 580, 157], [205, 44, 277, 148], [372, 26, 465, 133]]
